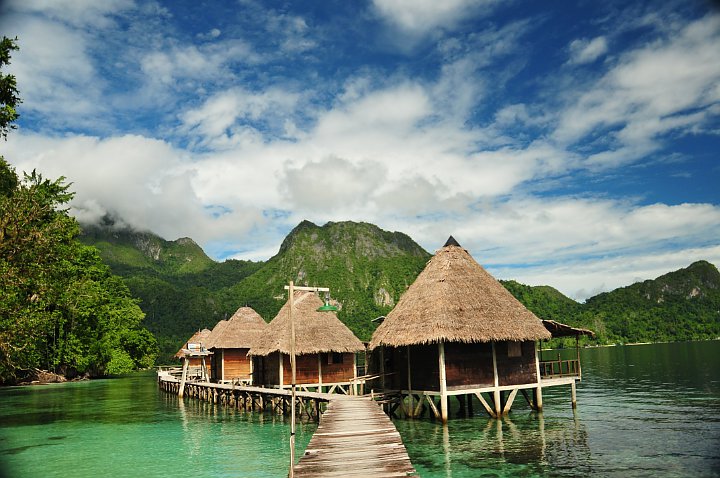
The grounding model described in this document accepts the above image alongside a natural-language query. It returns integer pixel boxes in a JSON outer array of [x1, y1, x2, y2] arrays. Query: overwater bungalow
[[175, 328, 213, 380], [205, 306, 268, 385], [369, 236, 591, 422], [249, 291, 365, 394]]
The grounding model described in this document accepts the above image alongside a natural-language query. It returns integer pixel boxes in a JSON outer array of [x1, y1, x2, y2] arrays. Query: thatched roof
[[206, 306, 268, 349], [174, 328, 211, 358], [249, 291, 364, 356], [369, 238, 552, 349], [542, 320, 595, 338]]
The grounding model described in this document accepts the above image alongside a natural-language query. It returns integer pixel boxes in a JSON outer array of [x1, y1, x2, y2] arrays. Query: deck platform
[[294, 398, 417, 477]]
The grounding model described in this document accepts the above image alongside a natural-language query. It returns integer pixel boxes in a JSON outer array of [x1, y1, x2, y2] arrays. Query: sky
[[1, 0, 719, 301]]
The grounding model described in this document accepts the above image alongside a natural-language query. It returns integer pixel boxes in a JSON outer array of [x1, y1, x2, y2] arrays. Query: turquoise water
[[0, 372, 315, 477], [1, 342, 719, 477], [395, 341, 720, 477]]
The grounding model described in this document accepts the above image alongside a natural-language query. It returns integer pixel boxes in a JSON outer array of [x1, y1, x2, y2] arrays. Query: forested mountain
[[80, 220, 431, 360], [81, 220, 720, 362], [502, 261, 720, 345]]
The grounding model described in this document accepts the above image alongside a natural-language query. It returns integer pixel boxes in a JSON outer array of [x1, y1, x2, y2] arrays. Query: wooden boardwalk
[[294, 397, 417, 477]]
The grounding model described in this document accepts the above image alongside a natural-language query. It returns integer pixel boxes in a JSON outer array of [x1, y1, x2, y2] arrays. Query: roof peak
[[444, 235, 461, 248]]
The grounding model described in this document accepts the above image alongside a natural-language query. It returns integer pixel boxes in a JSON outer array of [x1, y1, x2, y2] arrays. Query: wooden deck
[[294, 398, 417, 477], [158, 371, 418, 476]]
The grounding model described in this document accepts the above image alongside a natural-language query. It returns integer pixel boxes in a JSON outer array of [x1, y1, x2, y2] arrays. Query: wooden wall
[[318, 353, 355, 384], [375, 340, 538, 392], [221, 348, 251, 381], [495, 341, 537, 386], [445, 342, 494, 389]]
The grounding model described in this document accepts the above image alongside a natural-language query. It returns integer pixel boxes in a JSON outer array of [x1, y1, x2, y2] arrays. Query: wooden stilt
[[534, 387, 543, 411], [571, 380, 577, 408], [178, 357, 189, 398], [406, 346, 413, 418], [438, 342, 448, 423], [474, 392, 496, 418], [491, 342, 501, 417], [502, 389, 518, 415]]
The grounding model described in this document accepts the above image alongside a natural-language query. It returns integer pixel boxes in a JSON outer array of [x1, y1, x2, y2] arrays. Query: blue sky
[[1, 0, 719, 300]]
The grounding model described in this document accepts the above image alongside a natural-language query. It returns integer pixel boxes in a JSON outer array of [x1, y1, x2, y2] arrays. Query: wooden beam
[[502, 388, 519, 415], [473, 392, 496, 418]]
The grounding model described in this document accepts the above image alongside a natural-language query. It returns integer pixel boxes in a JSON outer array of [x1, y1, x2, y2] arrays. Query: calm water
[[1, 341, 719, 477]]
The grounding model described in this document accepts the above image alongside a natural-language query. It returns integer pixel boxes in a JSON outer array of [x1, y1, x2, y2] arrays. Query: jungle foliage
[[0, 38, 158, 383]]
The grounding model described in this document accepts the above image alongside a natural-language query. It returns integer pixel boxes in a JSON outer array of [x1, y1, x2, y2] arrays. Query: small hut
[[249, 291, 365, 394], [369, 237, 586, 421], [205, 307, 268, 384], [175, 328, 213, 380]]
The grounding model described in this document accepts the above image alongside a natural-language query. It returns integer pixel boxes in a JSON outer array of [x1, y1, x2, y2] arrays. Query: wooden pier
[[295, 398, 416, 477], [157, 370, 417, 476]]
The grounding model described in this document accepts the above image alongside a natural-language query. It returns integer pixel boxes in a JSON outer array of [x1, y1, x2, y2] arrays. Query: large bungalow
[[369, 236, 591, 422]]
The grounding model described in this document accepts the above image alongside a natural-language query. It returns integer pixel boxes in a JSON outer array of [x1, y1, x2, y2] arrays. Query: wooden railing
[[540, 356, 581, 379]]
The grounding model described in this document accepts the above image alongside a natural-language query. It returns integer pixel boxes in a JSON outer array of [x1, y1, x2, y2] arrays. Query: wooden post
[[407, 346, 413, 418], [571, 380, 577, 408], [178, 356, 189, 398], [576, 335, 582, 380], [279, 352, 284, 389], [491, 342, 501, 417], [534, 340, 543, 411], [438, 342, 448, 423], [352, 352, 358, 396], [289, 281, 297, 478], [318, 354, 323, 392]]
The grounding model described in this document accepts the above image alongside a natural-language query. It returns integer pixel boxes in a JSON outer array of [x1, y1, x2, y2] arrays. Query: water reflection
[[396, 341, 720, 477]]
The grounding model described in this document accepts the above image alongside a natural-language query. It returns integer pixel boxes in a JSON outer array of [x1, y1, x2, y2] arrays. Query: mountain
[[79, 223, 264, 358], [582, 260, 720, 343], [80, 220, 431, 360], [502, 261, 720, 344], [82, 220, 720, 361]]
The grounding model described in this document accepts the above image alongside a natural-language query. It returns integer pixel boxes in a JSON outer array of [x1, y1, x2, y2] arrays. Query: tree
[[0, 37, 158, 383], [0, 36, 20, 139]]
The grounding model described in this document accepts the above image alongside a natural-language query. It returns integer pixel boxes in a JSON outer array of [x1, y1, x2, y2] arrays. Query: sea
[[1, 341, 718, 477]]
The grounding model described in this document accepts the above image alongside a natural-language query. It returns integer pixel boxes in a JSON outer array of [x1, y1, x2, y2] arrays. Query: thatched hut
[[175, 328, 213, 381], [249, 291, 365, 393], [369, 237, 585, 421], [205, 307, 267, 384]]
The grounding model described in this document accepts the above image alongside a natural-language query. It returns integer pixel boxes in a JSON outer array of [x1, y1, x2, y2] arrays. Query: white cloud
[[372, 0, 499, 34], [180, 87, 301, 149], [568, 36, 608, 65], [554, 14, 720, 164], [2, 15, 104, 127], [5, 0, 134, 29]]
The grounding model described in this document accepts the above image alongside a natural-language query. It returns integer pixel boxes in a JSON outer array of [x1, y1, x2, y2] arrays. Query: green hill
[[81, 220, 720, 361], [582, 260, 720, 343], [80, 220, 430, 360]]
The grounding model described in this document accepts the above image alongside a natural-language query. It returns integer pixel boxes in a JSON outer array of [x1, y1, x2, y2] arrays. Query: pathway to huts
[[294, 397, 416, 477], [157, 370, 418, 477]]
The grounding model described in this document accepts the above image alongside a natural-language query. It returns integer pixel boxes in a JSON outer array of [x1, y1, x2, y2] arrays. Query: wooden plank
[[295, 397, 417, 477]]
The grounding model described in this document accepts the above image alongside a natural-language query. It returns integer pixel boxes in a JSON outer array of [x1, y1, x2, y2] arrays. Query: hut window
[[508, 341, 522, 358], [322, 353, 344, 365]]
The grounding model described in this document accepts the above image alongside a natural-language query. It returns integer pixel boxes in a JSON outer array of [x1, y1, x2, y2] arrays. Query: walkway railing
[[539, 357, 580, 378]]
